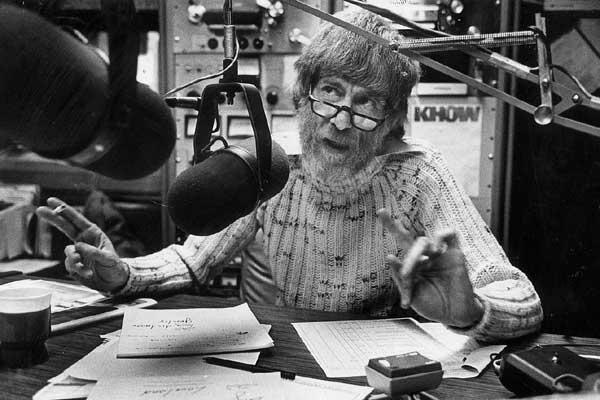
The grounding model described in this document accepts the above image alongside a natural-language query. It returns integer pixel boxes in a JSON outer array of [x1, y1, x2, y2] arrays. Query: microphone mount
[[282, 0, 600, 139], [166, 0, 273, 200]]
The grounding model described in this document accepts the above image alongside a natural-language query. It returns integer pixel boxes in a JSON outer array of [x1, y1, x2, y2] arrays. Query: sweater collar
[[297, 154, 386, 195]]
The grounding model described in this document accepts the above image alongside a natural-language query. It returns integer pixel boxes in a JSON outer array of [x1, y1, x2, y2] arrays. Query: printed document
[[293, 318, 502, 378], [117, 303, 273, 357]]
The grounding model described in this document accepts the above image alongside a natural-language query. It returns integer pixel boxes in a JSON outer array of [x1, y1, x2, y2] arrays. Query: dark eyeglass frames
[[307, 92, 385, 132]]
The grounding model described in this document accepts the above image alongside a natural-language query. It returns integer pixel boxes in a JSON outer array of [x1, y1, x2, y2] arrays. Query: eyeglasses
[[308, 92, 385, 132]]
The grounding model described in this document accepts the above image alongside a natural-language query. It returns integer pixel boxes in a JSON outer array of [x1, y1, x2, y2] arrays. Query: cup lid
[[0, 287, 52, 313]]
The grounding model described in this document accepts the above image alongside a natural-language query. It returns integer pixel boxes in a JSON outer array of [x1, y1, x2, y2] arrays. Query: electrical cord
[[162, 38, 240, 98], [552, 373, 585, 393], [551, 64, 596, 100]]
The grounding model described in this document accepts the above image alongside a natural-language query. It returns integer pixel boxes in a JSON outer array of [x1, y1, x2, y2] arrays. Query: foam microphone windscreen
[[0, 5, 175, 180], [167, 138, 290, 236]]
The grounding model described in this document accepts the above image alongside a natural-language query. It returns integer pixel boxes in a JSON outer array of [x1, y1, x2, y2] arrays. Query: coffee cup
[[0, 286, 52, 368]]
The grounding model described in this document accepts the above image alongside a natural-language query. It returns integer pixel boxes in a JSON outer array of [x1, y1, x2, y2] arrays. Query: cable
[[550, 64, 595, 100], [552, 373, 584, 393], [162, 38, 240, 98]]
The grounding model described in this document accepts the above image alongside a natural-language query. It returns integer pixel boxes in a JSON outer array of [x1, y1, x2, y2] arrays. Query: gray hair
[[292, 8, 421, 137]]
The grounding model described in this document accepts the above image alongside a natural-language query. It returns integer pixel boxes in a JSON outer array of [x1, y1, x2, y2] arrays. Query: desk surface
[[1, 293, 600, 400]]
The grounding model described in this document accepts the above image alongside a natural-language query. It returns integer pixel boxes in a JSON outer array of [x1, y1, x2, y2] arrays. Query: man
[[37, 9, 543, 342]]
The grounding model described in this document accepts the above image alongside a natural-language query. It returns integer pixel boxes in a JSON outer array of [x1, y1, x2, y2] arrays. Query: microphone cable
[[162, 38, 240, 98]]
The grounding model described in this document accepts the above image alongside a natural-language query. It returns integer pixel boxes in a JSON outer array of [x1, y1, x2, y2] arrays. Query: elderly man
[[37, 9, 542, 342]]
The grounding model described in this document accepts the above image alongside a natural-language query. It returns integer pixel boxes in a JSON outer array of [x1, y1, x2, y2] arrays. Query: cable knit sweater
[[118, 139, 543, 342]]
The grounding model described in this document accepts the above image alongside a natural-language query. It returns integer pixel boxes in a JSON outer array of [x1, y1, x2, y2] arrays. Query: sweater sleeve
[[411, 148, 543, 342], [113, 211, 259, 296]]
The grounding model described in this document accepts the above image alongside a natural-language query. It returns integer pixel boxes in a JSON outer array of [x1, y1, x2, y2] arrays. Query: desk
[[1, 293, 600, 400]]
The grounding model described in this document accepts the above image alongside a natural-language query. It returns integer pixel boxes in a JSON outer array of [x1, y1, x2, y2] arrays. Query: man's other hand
[[36, 197, 129, 293], [377, 208, 484, 328]]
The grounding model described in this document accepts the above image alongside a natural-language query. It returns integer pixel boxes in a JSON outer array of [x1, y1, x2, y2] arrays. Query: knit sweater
[[118, 139, 543, 342]]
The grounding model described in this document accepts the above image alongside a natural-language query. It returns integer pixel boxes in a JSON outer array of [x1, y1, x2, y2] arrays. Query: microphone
[[167, 82, 289, 236], [167, 137, 289, 236], [166, 2, 289, 236], [0, 4, 176, 180]]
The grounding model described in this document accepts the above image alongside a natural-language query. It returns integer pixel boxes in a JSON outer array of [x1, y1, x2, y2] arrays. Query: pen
[[369, 391, 439, 400], [203, 357, 296, 380], [0, 270, 23, 278]]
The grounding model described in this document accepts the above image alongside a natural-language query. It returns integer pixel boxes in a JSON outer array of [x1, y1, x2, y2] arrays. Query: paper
[[293, 318, 463, 378], [0, 258, 60, 275], [87, 373, 372, 400], [64, 328, 270, 381], [420, 322, 506, 378], [32, 380, 95, 400], [0, 279, 105, 312], [117, 303, 273, 357]]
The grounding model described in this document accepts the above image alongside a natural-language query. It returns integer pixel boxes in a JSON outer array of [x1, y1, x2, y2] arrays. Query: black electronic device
[[365, 352, 443, 397], [497, 346, 600, 396]]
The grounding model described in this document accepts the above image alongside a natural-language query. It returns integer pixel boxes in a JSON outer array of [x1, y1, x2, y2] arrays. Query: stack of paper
[[34, 304, 280, 399], [117, 303, 274, 357], [34, 312, 371, 400]]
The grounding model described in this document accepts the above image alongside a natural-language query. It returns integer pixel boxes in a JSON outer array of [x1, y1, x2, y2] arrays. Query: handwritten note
[[62, 328, 269, 381], [86, 373, 372, 400], [117, 303, 273, 357], [293, 318, 462, 377]]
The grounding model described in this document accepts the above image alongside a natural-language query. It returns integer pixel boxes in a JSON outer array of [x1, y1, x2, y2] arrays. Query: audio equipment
[[0, 2, 176, 180]]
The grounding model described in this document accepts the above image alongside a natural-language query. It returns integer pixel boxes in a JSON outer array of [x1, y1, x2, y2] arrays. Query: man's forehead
[[316, 76, 386, 101]]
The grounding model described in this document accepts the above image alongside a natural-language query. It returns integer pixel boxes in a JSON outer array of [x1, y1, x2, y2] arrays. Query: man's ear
[[294, 96, 310, 112], [384, 113, 406, 139]]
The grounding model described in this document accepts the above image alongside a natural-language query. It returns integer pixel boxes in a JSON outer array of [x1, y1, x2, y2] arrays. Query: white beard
[[297, 103, 385, 186]]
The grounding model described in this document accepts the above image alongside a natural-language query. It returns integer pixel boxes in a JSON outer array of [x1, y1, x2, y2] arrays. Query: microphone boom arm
[[282, 0, 600, 139]]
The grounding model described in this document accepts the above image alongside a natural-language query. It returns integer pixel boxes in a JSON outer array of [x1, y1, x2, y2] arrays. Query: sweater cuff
[[448, 281, 543, 342], [108, 251, 196, 297], [108, 260, 134, 297], [447, 292, 493, 340]]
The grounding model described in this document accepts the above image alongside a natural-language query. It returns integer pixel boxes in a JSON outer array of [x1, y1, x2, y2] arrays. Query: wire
[[550, 64, 595, 100], [552, 373, 584, 393], [162, 38, 240, 98]]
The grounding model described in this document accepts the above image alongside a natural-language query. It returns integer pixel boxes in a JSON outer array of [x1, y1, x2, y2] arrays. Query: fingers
[[398, 237, 435, 308], [36, 197, 93, 241], [434, 229, 460, 250], [65, 242, 115, 285], [47, 197, 94, 232], [75, 242, 117, 269], [64, 245, 93, 280], [376, 208, 413, 248]]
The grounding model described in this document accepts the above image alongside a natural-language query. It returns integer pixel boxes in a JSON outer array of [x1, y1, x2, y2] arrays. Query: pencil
[[203, 357, 296, 380]]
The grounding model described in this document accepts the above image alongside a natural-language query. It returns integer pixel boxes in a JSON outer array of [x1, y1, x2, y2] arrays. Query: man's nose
[[330, 109, 352, 131]]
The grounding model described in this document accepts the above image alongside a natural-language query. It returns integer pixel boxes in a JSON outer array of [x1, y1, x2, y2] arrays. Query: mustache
[[323, 125, 356, 145]]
